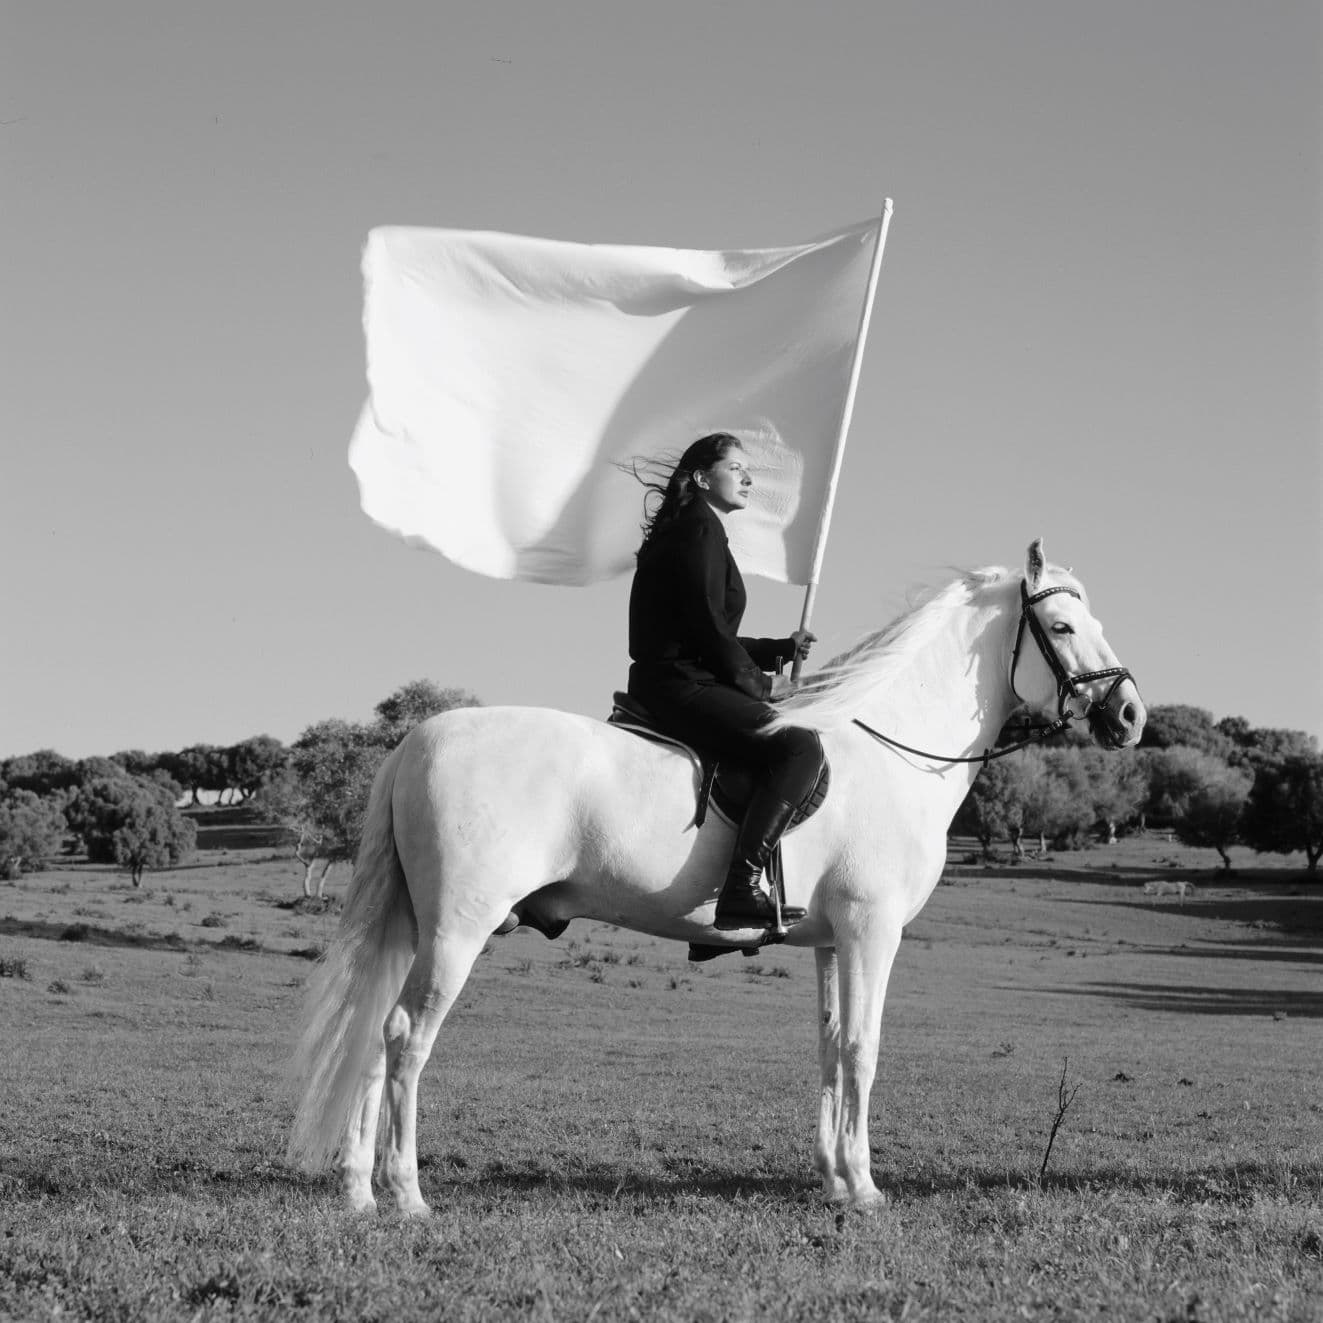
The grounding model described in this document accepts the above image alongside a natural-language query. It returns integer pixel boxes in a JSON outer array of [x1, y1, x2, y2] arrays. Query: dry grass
[[0, 836, 1319, 1320]]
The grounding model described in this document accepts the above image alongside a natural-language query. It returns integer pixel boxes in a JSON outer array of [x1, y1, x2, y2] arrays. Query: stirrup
[[713, 892, 806, 933]]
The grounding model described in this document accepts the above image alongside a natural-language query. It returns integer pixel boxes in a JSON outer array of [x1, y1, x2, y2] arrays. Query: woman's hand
[[769, 674, 798, 702], [789, 629, 817, 661]]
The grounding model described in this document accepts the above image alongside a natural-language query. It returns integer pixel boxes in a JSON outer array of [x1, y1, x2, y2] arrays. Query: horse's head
[[1008, 539, 1146, 750]]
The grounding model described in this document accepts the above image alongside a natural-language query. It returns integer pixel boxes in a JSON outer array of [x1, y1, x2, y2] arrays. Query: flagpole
[[791, 199, 894, 682]]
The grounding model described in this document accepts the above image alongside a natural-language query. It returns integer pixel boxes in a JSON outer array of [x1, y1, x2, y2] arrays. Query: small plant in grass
[[81, 966, 105, 985], [47, 979, 70, 995], [1038, 1056, 1082, 1185], [0, 957, 31, 980], [199, 913, 227, 928]]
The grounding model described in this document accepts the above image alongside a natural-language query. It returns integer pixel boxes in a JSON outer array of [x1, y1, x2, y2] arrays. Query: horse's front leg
[[834, 921, 902, 1210], [813, 947, 848, 1203]]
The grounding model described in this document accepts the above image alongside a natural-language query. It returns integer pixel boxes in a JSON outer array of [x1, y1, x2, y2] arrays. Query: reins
[[851, 712, 1076, 768], [845, 578, 1133, 768]]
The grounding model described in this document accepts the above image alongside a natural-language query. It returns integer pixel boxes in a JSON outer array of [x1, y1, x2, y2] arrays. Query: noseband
[[1009, 582, 1132, 721]]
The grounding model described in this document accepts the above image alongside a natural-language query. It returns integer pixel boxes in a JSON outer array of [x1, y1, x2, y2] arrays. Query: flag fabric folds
[[349, 219, 881, 585]]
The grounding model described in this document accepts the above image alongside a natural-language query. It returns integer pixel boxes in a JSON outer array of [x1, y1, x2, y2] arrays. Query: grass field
[[1, 832, 1320, 1321]]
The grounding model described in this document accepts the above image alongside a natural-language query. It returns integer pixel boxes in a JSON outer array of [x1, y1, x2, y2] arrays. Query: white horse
[[288, 539, 1145, 1213]]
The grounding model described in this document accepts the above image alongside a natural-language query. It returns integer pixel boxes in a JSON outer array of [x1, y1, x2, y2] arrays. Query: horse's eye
[[1051, 622, 1074, 635]]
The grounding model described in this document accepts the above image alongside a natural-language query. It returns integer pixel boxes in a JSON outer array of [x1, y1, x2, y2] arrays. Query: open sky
[[3, 1, 1319, 760]]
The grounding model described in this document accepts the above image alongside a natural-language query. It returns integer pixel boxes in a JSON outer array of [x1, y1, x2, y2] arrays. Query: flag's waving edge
[[349, 218, 882, 586]]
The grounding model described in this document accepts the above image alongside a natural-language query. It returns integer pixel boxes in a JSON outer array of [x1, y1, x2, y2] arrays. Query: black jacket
[[628, 500, 794, 701]]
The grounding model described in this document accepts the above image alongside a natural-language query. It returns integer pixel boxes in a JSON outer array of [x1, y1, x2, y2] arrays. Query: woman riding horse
[[626, 432, 820, 930]]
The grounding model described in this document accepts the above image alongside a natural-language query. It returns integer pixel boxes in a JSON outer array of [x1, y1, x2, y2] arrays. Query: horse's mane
[[766, 566, 1017, 734]]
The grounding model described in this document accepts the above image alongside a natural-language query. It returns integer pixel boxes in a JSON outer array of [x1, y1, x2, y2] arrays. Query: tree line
[[0, 681, 479, 887], [3, 694, 1319, 887], [953, 704, 1322, 872]]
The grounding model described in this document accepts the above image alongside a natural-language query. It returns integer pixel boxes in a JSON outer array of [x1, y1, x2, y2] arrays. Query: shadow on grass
[[0, 916, 321, 958], [10, 1149, 1319, 1213], [1076, 884, 1323, 944], [1021, 979, 1323, 1018], [422, 1156, 1323, 1208], [877, 1158, 1323, 1204]]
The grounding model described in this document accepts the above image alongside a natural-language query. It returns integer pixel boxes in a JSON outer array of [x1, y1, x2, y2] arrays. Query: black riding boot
[[713, 793, 807, 930]]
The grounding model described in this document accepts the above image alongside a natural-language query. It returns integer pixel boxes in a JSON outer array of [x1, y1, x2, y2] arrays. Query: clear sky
[[3, 1, 1320, 760]]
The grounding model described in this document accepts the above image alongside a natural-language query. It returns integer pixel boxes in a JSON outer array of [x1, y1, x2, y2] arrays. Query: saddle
[[608, 692, 830, 962], [608, 693, 830, 833]]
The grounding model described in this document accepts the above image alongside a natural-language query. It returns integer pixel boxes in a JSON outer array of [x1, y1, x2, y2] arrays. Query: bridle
[[1009, 582, 1133, 722], [852, 578, 1135, 766]]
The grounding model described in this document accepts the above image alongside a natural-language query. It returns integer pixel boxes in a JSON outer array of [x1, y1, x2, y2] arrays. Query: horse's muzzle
[[1088, 681, 1145, 750]]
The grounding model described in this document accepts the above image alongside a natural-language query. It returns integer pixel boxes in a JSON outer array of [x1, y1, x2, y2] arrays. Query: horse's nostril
[[1122, 702, 1137, 725]]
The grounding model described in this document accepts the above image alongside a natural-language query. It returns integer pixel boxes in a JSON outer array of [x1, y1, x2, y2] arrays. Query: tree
[[1139, 705, 1231, 759], [66, 775, 196, 883], [1241, 754, 1323, 874], [161, 746, 215, 804], [0, 750, 79, 797], [252, 721, 385, 896], [111, 797, 198, 886], [1140, 746, 1233, 829], [1053, 751, 1148, 841], [1174, 765, 1253, 870], [1223, 724, 1318, 771], [953, 758, 1029, 860], [110, 749, 159, 778], [0, 790, 68, 878], [227, 735, 287, 800], [372, 680, 481, 747], [1029, 750, 1096, 851]]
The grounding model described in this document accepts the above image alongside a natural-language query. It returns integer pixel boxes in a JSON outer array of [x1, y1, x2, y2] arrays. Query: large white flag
[[349, 218, 882, 585]]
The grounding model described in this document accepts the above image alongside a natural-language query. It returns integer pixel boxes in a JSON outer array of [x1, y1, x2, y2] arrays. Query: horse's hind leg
[[378, 927, 487, 1216], [340, 1049, 387, 1212]]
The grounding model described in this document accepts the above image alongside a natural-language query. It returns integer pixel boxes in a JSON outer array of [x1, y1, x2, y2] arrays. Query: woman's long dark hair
[[630, 432, 743, 554]]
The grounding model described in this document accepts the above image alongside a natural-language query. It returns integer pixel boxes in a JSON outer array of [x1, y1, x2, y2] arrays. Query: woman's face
[[695, 448, 752, 513]]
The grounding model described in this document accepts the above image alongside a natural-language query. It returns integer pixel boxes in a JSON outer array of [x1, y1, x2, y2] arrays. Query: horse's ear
[[1025, 538, 1045, 589]]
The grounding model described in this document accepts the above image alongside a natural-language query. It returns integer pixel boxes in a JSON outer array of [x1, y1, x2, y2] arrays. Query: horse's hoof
[[849, 1188, 887, 1214], [492, 912, 520, 936], [396, 1199, 433, 1220]]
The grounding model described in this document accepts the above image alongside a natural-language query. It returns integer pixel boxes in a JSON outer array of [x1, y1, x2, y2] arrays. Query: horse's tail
[[287, 742, 416, 1173]]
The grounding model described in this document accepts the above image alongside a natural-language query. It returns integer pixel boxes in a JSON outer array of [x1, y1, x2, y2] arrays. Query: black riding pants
[[628, 667, 822, 808]]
